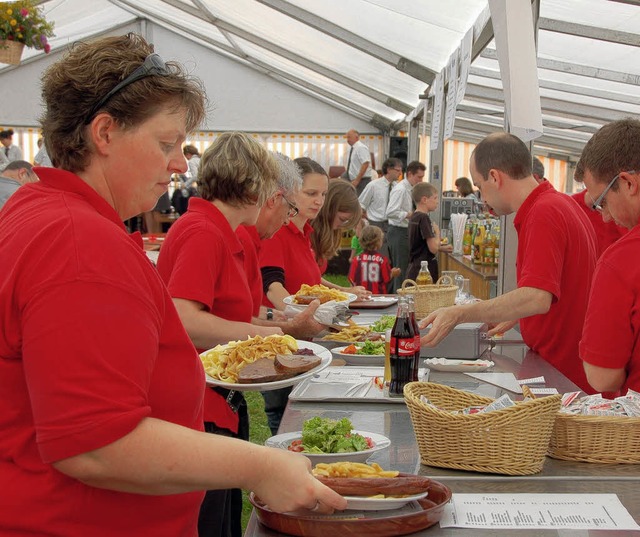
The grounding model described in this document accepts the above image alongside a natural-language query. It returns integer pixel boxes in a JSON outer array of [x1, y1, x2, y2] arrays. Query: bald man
[[0, 160, 38, 209], [344, 129, 371, 195]]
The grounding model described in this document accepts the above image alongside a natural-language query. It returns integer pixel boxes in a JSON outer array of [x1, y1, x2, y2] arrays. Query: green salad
[[355, 340, 385, 355], [295, 417, 372, 454], [371, 315, 395, 333]]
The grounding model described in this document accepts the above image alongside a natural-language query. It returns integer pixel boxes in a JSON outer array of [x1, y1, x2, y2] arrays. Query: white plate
[[201, 341, 332, 391], [283, 293, 358, 307], [344, 491, 429, 511], [424, 358, 495, 372], [265, 430, 391, 465], [331, 345, 385, 366]]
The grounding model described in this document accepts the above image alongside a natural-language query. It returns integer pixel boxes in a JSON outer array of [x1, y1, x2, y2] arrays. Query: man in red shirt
[[575, 119, 640, 395], [421, 133, 597, 393]]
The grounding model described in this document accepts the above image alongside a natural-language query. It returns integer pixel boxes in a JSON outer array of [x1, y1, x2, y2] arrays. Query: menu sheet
[[440, 494, 640, 530]]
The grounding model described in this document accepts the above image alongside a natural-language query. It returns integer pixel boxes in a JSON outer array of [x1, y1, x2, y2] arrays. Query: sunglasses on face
[[590, 170, 636, 212]]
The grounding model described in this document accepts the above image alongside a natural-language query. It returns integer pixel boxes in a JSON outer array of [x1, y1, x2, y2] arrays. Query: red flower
[[44, 43, 51, 53]]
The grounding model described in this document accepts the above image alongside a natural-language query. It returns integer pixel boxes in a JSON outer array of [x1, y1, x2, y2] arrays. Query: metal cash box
[[419, 322, 490, 359]]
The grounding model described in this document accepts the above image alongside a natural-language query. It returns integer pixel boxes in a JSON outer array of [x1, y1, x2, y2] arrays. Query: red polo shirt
[[237, 225, 263, 317], [158, 198, 253, 431], [0, 168, 204, 536], [571, 190, 626, 257], [580, 225, 640, 395], [259, 221, 322, 306], [514, 181, 597, 393]]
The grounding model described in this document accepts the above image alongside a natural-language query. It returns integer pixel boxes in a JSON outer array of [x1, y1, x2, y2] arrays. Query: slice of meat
[[274, 353, 321, 375], [315, 475, 432, 497], [237, 358, 282, 384]]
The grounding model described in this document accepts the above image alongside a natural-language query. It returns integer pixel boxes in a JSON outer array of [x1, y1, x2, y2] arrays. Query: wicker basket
[[404, 382, 561, 475], [0, 41, 25, 65], [549, 413, 640, 464], [397, 277, 457, 318]]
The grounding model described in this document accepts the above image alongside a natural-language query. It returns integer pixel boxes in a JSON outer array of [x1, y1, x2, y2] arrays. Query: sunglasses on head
[[84, 53, 169, 125]]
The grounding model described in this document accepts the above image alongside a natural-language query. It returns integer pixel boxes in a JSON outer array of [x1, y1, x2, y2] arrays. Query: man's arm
[[420, 286, 552, 347], [583, 363, 626, 393], [385, 189, 410, 222], [252, 300, 325, 339]]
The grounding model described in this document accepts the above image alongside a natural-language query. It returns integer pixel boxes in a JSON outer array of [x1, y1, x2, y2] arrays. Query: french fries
[[312, 462, 399, 479], [201, 334, 298, 383], [294, 284, 349, 304], [321, 325, 373, 342]]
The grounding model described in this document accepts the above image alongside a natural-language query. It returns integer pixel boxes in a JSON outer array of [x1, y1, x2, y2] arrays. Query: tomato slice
[[343, 344, 358, 354]]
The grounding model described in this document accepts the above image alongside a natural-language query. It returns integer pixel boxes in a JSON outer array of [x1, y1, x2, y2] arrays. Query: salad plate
[[265, 430, 391, 465], [331, 343, 385, 366]]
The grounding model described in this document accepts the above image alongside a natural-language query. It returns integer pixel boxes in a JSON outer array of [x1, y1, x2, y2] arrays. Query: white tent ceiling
[[2, 0, 640, 158]]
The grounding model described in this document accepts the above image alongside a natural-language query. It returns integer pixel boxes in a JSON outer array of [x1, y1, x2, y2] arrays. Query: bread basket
[[397, 277, 457, 318]]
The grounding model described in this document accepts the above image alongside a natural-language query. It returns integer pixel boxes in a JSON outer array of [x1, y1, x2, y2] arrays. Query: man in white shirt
[[0, 129, 23, 163], [344, 129, 371, 196], [34, 138, 53, 167], [358, 157, 403, 258], [385, 160, 426, 292]]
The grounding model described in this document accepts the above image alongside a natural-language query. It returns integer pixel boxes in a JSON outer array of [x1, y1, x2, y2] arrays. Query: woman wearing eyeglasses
[[0, 35, 344, 537]]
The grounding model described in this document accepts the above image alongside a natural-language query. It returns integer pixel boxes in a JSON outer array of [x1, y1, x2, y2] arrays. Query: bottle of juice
[[462, 221, 473, 255], [415, 260, 433, 286], [472, 220, 485, 264], [482, 221, 495, 265], [492, 220, 501, 266]]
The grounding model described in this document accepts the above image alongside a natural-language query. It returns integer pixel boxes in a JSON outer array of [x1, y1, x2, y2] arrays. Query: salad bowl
[[265, 430, 391, 465]]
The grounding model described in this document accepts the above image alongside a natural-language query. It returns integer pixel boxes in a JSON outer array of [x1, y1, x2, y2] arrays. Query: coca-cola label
[[391, 337, 415, 356]]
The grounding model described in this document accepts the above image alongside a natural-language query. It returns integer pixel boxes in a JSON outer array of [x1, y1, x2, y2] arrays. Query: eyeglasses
[[392, 167, 403, 172], [590, 170, 636, 212], [282, 194, 299, 217], [84, 53, 169, 124]]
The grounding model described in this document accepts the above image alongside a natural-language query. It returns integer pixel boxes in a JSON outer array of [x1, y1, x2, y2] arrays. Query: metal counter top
[[245, 311, 640, 536]]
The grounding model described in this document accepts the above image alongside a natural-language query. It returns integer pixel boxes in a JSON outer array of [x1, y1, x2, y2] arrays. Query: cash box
[[419, 322, 490, 359]]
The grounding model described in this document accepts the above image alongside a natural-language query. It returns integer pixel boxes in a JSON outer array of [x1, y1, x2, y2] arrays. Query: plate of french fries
[[320, 324, 383, 343], [312, 462, 429, 511], [199, 335, 331, 391], [284, 284, 357, 307]]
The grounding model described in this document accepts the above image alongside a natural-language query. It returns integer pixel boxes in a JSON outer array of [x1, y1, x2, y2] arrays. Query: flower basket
[[0, 40, 25, 65], [0, 0, 55, 62]]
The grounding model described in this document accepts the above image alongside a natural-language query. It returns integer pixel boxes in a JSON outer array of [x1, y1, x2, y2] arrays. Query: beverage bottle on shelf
[[389, 297, 418, 397], [415, 260, 433, 286], [462, 221, 473, 255], [405, 295, 422, 382], [472, 219, 485, 264], [492, 220, 501, 266], [482, 220, 495, 265]]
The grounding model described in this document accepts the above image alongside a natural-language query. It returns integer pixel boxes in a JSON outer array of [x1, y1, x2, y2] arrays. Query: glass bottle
[[405, 295, 422, 382], [462, 220, 473, 255], [389, 298, 418, 397], [415, 260, 433, 286]]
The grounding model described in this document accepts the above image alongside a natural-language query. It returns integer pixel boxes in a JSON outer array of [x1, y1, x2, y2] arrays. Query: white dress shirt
[[3, 144, 23, 163], [385, 179, 413, 228], [346, 140, 371, 180], [359, 177, 394, 222]]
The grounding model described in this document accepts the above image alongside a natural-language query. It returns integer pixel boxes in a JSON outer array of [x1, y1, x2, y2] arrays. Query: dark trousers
[[387, 224, 410, 293], [353, 177, 371, 196], [261, 386, 292, 435], [198, 397, 249, 537]]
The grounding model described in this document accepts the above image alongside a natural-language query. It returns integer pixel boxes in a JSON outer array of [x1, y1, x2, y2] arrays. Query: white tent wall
[[147, 25, 375, 134]]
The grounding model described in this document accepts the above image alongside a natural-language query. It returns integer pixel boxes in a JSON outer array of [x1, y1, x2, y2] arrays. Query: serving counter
[[244, 305, 640, 536], [439, 253, 497, 300]]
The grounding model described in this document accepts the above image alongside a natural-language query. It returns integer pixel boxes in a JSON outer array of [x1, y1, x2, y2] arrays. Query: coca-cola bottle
[[389, 297, 418, 397], [405, 295, 422, 381]]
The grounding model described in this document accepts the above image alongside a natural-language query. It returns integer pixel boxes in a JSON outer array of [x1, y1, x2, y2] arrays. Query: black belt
[[211, 386, 244, 413]]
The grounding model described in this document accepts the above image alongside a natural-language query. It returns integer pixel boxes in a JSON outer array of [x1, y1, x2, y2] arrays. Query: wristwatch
[[266, 308, 274, 320]]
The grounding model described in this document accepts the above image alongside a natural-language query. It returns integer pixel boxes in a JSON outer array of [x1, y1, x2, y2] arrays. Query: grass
[[241, 391, 271, 530], [241, 273, 347, 529]]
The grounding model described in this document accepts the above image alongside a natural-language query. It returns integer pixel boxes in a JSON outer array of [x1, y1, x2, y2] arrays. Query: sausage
[[315, 475, 431, 497]]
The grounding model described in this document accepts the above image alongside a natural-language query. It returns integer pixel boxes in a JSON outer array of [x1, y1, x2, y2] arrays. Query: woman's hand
[[346, 285, 371, 300], [250, 448, 347, 514]]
